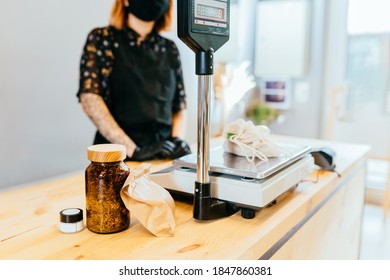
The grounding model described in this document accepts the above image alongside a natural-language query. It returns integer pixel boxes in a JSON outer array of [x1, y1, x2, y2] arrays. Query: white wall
[[0, 0, 112, 189], [261, 0, 327, 139], [0, 0, 199, 190], [320, 0, 349, 138], [0, 0, 331, 190]]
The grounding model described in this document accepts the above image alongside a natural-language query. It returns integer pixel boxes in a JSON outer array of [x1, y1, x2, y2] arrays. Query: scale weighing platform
[[149, 143, 314, 219]]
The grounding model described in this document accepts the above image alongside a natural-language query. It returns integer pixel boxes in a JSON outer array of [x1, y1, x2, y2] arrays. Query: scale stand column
[[193, 49, 238, 220]]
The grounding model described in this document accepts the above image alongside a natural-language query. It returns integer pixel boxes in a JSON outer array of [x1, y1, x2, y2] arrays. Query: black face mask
[[127, 0, 169, 22]]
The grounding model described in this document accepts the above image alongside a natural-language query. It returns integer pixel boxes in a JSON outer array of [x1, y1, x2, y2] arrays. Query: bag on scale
[[223, 119, 283, 162]]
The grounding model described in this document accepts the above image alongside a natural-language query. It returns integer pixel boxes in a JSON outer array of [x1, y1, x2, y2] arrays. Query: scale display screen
[[197, 3, 225, 20], [192, 0, 229, 36], [177, 0, 230, 52]]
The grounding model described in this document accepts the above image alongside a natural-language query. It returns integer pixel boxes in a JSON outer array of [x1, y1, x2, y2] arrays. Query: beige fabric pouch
[[120, 163, 176, 237]]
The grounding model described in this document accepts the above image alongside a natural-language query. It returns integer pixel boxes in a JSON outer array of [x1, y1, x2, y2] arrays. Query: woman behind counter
[[77, 0, 191, 161]]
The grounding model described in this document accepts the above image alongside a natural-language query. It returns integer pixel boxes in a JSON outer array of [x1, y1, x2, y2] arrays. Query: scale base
[[148, 155, 314, 219]]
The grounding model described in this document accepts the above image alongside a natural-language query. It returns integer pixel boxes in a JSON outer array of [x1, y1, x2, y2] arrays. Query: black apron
[[94, 28, 176, 147]]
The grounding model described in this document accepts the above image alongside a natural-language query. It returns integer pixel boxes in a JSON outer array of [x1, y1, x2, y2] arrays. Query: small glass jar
[[85, 144, 130, 234]]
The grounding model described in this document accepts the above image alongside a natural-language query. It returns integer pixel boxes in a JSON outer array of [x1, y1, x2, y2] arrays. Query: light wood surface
[[0, 135, 370, 260]]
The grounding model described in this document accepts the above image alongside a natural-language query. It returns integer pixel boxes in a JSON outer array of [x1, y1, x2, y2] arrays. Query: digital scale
[[150, 0, 314, 220], [149, 145, 313, 219]]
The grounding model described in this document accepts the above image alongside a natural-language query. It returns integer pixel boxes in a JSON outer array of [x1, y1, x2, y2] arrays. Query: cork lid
[[87, 144, 126, 162]]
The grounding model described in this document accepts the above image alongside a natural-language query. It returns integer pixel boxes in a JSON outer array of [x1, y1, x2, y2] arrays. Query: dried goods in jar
[[85, 144, 130, 233]]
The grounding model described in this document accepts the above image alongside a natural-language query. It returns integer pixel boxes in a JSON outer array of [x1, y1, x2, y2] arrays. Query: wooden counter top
[[0, 135, 370, 259]]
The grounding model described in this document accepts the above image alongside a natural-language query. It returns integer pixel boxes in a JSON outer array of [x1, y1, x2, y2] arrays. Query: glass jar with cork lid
[[85, 144, 130, 234]]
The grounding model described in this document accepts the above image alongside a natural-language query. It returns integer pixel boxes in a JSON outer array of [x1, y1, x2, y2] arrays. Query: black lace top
[[77, 26, 186, 113]]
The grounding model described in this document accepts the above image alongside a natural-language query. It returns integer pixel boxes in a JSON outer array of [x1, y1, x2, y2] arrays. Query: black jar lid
[[60, 208, 83, 223]]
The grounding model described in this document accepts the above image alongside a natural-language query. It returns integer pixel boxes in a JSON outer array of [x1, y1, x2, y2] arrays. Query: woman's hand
[[170, 137, 191, 159], [129, 138, 191, 161], [129, 140, 176, 161]]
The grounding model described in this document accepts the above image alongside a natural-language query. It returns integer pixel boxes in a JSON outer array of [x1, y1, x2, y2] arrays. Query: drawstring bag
[[120, 163, 176, 237], [223, 119, 283, 162]]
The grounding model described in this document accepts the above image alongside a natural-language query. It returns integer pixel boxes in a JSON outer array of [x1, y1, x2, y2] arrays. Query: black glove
[[130, 140, 176, 161], [170, 137, 191, 159]]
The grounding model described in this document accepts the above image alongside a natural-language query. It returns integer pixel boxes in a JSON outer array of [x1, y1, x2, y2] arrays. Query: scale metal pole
[[177, 0, 237, 220], [196, 75, 211, 184], [193, 50, 238, 220]]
